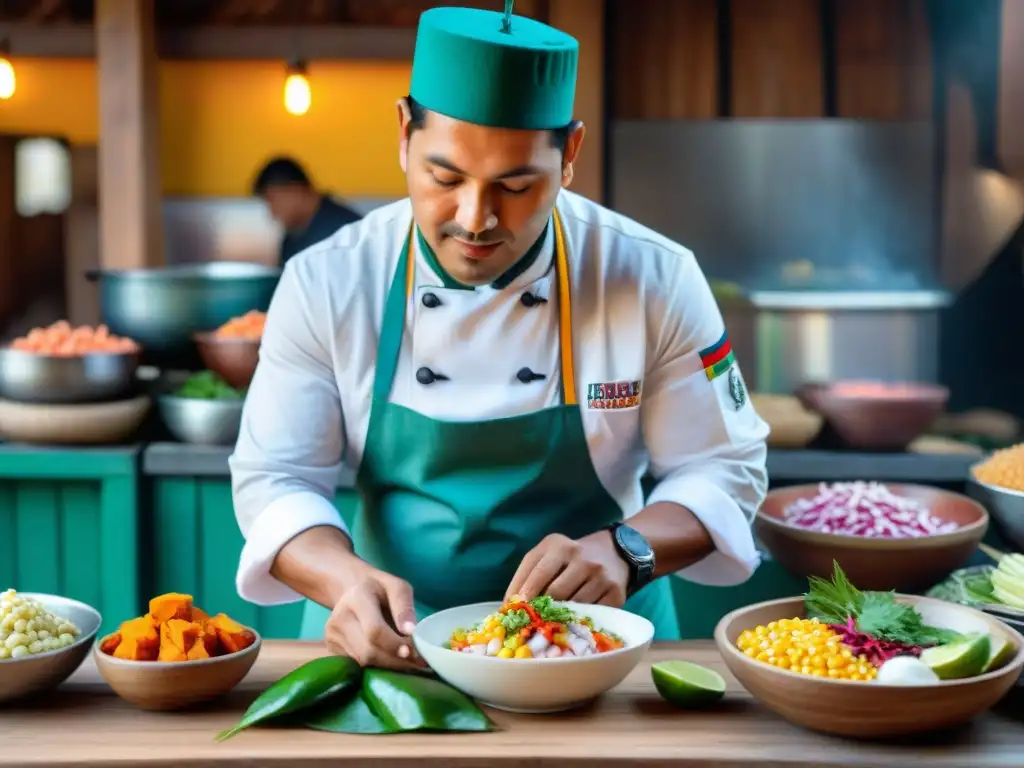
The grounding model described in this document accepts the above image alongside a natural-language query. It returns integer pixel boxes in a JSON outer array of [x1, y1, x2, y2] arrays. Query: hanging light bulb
[[283, 60, 310, 116], [0, 39, 16, 101]]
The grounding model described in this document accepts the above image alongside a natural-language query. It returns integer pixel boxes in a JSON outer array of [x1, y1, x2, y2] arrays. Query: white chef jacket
[[230, 189, 770, 606]]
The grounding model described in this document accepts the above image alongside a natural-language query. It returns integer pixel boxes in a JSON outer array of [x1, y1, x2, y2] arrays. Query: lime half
[[920, 633, 991, 680], [651, 660, 726, 708], [982, 635, 1015, 674]]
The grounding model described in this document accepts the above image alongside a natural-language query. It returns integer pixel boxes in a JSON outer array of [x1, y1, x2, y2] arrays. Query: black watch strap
[[607, 522, 656, 596]]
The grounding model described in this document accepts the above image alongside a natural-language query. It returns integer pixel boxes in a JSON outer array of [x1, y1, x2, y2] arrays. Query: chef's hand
[[324, 565, 426, 671], [505, 532, 630, 606]]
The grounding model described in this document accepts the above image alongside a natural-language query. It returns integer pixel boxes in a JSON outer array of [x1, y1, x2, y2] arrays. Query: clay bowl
[[0, 395, 151, 445], [751, 393, 823, 449], [756, 483, 989, 592], [715, 595, 1024, 738], [808, 380, 949, 451], [194, 332, 259, 390], [93, 628, 262, 711]]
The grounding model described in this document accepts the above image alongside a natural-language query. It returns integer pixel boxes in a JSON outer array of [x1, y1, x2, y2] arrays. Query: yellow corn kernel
[[452, 630, 466, 643], [514, 645, 533, 659], [466, 633, 478, 645], [497, 647, 514, 659], [505, 634, 523, 650], [553, 632, 568, 646], [492, 625, 506, 642]]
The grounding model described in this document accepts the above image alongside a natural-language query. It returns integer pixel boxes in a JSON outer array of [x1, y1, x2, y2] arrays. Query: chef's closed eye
[[429, 171, 460, 188]]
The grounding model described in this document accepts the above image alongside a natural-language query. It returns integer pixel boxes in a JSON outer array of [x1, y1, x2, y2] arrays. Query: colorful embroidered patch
[[587, 380, 642, 410], [699, 332, 735, 381]]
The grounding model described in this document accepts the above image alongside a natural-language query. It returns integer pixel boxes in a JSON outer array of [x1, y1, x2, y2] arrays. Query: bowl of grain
[[968, 443, 1024, 552]]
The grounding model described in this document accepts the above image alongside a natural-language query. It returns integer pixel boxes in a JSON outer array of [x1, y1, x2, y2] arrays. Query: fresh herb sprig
[[804, 561, 961, 647]]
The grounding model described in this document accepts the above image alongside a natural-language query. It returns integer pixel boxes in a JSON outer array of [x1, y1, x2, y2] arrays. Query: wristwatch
[[606, 522, 655, 596]]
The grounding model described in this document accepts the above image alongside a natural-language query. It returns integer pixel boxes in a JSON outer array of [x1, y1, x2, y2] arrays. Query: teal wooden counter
[[140, 444, 993, 641], [0, 443, 141, 635]]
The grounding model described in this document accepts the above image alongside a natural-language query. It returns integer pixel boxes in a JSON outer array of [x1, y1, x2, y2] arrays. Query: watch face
[[616, 525, 654, 562]]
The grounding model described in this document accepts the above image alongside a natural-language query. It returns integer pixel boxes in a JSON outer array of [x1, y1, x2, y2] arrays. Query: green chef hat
[[409, 5, 578, 130]]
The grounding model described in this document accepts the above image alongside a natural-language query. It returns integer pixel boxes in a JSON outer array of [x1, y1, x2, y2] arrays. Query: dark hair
[[404, 95, 575, 153], [252, 157, 312, 196]]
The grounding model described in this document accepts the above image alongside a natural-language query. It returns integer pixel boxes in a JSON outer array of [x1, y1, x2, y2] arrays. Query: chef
[[230, 4, 769, 669]]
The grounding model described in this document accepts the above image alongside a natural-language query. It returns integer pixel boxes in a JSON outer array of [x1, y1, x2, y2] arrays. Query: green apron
[[299, 210, 680, 641]]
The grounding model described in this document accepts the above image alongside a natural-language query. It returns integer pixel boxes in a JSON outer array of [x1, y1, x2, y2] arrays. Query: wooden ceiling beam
[[2, 22, 417, 60]]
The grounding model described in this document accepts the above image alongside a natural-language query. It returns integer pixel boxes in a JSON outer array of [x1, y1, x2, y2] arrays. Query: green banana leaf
[[927, 565, 998, 607], [217, 657, 496, 740]]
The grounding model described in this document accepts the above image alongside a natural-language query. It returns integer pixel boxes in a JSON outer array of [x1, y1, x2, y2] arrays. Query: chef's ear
[[397, 97, 413, 173], [560, 121, 586, 189]]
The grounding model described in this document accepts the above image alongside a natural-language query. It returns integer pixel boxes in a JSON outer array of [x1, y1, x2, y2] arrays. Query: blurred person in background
[[252, 156, 362, 266]]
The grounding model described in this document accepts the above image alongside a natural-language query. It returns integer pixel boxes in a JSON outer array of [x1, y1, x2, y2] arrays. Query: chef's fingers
[[569, 579, 608, 605], [505, 542, 548, 600], [516, 547, 569, 602], [354, 589, 424, 670], [381, 576, 418, 636], [595, 584, 627, 608], [544, 559, 591, 601]]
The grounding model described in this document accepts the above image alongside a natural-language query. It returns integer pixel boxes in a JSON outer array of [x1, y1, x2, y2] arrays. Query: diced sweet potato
[[160, 618, 204, 660], [186, 641, 210, 660], [209, 613, 256, 654], [149, 593, 194, 624], [99, 633, 121, 655], [191, 606, 210, 622], [113, 615, 159, 661]]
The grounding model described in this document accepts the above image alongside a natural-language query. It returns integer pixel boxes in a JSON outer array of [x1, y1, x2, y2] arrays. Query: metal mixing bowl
[[87, 262, 281, 362], [158, 394, 244, 446], [0, 347, 140, 404], [967, 475, 1024, 551]]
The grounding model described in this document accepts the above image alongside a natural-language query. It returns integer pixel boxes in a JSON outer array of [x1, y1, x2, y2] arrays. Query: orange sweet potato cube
[[186, 641, 210, 660], [209, 613, 255, 654], [149, 593, 194, 624], [112, 615, 159, 661], [99, 633, 121, 655]]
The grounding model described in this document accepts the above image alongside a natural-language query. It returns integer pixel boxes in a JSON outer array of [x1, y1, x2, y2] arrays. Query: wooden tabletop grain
[[0, 641, 1022, 767]]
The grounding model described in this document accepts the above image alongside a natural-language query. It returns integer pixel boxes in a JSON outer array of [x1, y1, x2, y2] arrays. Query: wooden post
[[95, 0, 164, 270], [548, 0, 605, 203]]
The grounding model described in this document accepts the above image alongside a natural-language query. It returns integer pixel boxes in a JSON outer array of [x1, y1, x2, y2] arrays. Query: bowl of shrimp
[[0, 322, 141, 404], [193, 311, 265, 390], [413, 595, 654, 713]]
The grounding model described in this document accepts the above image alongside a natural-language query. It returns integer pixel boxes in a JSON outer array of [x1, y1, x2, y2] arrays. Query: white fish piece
[[469, 643, 488, 655], [562, 648, 576, 657], [526, 633, 551, 655], [544, 646, 562, 658], [568, 622, 595, 644], [486, 638, 503, 656], [568, 635, 594, 656]]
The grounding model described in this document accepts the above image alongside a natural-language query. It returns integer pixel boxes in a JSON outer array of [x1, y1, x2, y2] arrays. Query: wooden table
[[2, 641, 1023, 767]]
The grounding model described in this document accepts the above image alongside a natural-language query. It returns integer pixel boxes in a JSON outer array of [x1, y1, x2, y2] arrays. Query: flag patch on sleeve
[[699, 332, 735, 381]]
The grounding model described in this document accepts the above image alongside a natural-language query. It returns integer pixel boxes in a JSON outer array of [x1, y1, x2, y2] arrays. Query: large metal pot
[[86, 262, 281, 366]]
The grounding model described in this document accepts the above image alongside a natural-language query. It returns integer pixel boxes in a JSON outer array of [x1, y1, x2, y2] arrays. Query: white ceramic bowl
[[0, 593, 102, 704], [413, 601, 654, 713]]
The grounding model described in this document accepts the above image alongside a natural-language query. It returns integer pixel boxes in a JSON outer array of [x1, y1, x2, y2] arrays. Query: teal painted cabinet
[[0, 446, 141, 635], [149, 477, 361, 640]]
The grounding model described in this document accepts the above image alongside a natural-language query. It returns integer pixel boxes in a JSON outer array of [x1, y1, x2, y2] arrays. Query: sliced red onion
[[780, 481, 958, 539]]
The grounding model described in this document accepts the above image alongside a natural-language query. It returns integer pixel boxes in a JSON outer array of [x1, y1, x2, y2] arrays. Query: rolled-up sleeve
[[641, 249, 770, 587], [229, 257, 348, 606]]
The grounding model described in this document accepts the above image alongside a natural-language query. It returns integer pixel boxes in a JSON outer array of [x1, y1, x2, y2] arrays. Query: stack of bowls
[[0, 333, 151, 445], [755, 483, 989, 592]]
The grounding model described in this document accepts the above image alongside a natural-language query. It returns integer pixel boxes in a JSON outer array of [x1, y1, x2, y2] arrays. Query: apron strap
[[374, 210, 576, 405]]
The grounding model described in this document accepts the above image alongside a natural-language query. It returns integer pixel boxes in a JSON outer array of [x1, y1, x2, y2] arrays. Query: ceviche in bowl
[[414, 596, 653, 713], [448, 595, 625, 659]]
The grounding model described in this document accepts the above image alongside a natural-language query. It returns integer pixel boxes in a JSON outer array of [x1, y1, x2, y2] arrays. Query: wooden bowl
[[92, 629, 262, 711], [751, 393, 823, 449], [0, 395, 150, 445], [193, 333, 259, 390], [810, 380, 949, 451], [756, 484, 989, 592], [715, 595, 1024, 738]]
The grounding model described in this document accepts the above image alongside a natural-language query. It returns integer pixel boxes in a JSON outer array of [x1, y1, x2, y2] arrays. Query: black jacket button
[[416, 367, 437, 385], [516, 367, 546, 384], [521, 292, 547, 307], [422, 292, 441, 308]]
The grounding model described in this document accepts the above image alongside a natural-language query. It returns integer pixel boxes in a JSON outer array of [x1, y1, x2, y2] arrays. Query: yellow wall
[[0, 58, 412, 197]]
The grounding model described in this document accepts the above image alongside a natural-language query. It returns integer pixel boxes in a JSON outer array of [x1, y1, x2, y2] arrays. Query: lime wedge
[[651, 660, 726, 708], [919, 633, 991, 680], [982, 634, 1015, 674]]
